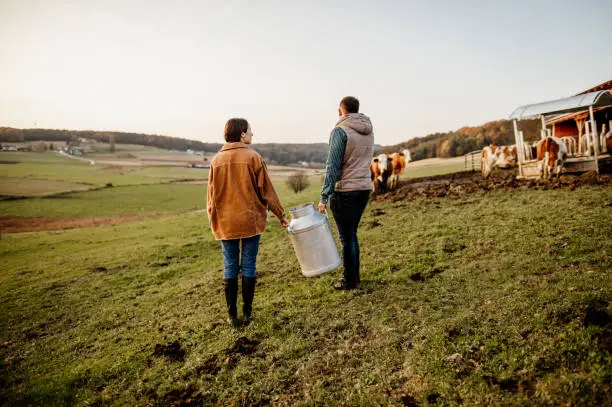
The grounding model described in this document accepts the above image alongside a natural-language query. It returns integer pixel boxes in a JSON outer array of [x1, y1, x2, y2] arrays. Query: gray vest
[[334, 125, 374, 192]]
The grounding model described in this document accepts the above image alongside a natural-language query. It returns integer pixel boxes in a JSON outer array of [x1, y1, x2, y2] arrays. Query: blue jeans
[[221, 235, 261, 279], [329, 190, 370, 285]]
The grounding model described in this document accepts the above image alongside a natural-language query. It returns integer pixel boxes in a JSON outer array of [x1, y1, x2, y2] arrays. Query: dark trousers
[[329, 190, 370, 285]]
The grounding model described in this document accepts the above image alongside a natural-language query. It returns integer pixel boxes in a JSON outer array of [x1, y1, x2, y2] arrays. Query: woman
[[207, 118, 288, 328]]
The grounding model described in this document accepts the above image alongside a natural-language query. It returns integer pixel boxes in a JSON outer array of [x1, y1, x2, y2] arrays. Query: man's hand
[[317, 202, 327, 213], [280, 217, 289, 228]]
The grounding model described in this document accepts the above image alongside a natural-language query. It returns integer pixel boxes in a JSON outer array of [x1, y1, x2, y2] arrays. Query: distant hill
[[1, 118, 540, 164], [0, 127, 223, 154], [377, 119, 539, 160]]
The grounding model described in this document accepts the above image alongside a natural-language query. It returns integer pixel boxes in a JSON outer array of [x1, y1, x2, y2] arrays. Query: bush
[[286, 172, 310, 193]]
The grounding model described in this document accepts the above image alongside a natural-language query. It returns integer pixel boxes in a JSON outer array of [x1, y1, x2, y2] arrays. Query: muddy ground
[[373, 170, 612, 203]]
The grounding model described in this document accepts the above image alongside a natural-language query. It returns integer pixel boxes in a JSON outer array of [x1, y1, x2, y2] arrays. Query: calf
[[481, 144, 518, 179], [536, 137, 567, 180], [370, 154, 392, 193]]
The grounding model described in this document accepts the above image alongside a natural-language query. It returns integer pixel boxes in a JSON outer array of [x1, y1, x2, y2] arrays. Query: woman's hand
[[280, 217, 289, 228]]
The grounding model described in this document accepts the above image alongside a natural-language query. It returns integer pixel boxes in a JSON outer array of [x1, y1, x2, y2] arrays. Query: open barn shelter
[[509, 80, 612, 179]]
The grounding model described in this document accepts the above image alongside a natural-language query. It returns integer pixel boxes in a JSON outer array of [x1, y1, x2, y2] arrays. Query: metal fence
[[464, 150, 482, 172]]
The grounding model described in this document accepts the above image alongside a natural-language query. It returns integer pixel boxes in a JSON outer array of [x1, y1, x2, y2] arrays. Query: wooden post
[[589, 105, 600, 179], [540, 115, 546, 139], [513, 119, 524, 177], [576, 118, 584, 154], [601, 123, 608, 153], [585, 121, 592, 156]]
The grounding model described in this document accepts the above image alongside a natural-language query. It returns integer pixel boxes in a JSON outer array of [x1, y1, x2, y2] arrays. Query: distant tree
[[286, 172, 310, 193], [109, 134, 116, 153]]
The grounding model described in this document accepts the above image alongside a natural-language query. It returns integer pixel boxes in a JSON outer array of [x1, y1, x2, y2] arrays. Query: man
[[318, 96, 374, 290]]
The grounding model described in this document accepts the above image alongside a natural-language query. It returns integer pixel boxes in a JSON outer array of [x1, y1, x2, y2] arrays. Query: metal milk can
[[287, 203, 341, 277]]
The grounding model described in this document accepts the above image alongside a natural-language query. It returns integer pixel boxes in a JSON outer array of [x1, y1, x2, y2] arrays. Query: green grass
[[0, 179, 322, 218], [1, 185, 610, 406], [0, 161, 161, 187], [0, 151, 71, 164], [403, 155, 482, 179], [1, 151, 314, 196], [0, 177, 91, 197], [0, 184, 205, 217]]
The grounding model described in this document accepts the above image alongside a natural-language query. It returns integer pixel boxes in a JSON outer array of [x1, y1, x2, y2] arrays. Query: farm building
[[510, 80, 612, 178]]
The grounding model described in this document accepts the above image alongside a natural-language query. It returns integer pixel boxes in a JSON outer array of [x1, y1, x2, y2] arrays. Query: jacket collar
[[220, 142, 249, 152]]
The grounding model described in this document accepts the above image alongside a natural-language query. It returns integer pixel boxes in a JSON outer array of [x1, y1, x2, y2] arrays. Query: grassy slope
[[402, 155, 482, 180], [0, 180, 319, 218], [0, 184, 610, 406]]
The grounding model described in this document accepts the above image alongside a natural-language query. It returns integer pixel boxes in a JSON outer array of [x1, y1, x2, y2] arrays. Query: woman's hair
[[224, 118, 249, 142]]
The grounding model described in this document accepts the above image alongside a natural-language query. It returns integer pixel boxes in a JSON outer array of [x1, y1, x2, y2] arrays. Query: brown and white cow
[[481, 144, 518, 179], [536, 137, 568, 180], [605, 130, 612, 153], [370, 154, 392, 193], [387, 149, 412, 190]]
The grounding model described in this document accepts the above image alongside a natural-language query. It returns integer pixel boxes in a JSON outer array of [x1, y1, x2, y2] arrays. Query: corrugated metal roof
[[509, 90, 612, 120]]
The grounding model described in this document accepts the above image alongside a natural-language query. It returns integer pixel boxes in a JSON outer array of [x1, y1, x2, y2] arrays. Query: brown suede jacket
[[207, 142, 285, 240]]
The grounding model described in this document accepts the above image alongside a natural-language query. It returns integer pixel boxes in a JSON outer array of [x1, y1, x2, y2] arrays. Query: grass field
[[403, 155, 481, 179], [1, 176, 611, 405], [0, 151, 320, 198], [0, 150, 610, 406], [0, 177, 91, 197]]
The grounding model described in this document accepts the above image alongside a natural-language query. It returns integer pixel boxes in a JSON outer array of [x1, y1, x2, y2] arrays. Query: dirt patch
[[224, 336, 261, 368], [178, 180, 208, 185], [152, 384, 215, 407], [410, 267, 447, 282], [373, 171, 612, 202], [0, 209, 193, 233], [226, 336, 260, 357], [101, 165, 125, 173], [583, 300, 611, 327], [153, 341, 186, 362], [366, 220, 382, 229], [195, 355, 221, 375]]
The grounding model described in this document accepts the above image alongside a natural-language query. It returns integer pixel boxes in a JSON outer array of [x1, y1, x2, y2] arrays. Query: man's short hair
[[340, 96, 359, 114]]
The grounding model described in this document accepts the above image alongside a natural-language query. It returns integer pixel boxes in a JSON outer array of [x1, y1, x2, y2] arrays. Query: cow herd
[[482, 129, 612, 181], [370, 149, 411, 192], [480, 138, 568, 181], [368, 130, 612, 194]]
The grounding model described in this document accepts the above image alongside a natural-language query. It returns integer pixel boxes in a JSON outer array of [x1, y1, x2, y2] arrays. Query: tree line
[[1, 119, 539, 163], [376, 119, 539, 159], [0, 127, 224, 153]]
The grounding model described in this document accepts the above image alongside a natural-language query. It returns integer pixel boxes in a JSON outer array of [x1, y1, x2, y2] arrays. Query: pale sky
[[1, 0, 611, 145]]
